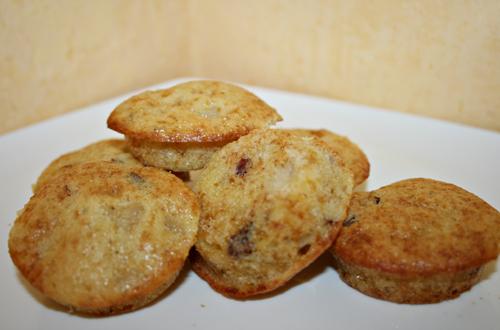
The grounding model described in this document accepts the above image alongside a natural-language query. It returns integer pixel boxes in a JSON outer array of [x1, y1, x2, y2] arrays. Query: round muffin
[[331, 178, 500, 304], [33, 139, 141, 192], [192, 129, 354, 298], [287, 129, 370, 186], [107, 80, 282, 171], [9, 162, 199, 314]]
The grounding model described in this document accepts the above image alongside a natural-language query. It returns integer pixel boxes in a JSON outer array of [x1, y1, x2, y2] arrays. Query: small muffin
[[287, 129, 370, 186], [331, 178, 500, 304], [192, 129, 354, 298], [107, 80, 282, 171], [9, 162, 199, 314], [33, 139, 142, 192]]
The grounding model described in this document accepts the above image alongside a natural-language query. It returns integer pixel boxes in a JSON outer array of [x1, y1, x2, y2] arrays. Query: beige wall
[[1, 0, 499, 134], [0, 0, 189, 133]]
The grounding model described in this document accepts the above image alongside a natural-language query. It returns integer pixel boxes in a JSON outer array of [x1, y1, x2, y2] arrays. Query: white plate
[[1, 78, 499, 330]]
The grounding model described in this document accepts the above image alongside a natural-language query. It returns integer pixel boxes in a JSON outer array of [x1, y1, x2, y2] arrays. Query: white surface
[[1, 78, 499, 330]]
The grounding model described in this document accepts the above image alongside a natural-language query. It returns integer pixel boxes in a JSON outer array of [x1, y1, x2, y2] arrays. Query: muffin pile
[[8, 80, 500, 315]]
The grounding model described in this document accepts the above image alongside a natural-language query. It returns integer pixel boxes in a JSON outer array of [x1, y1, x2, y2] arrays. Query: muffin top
[[287, 129, 370, 186], [333, 178, 500, 276], [107, 80, 282, 143], [9, 162, 199, 313], [193, 129, 353, 297], [34, 139, 141, 192]]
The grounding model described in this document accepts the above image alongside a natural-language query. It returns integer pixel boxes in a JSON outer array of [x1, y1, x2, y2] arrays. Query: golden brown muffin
[[287, 129, 370, 186], [331, 178, 500, 304], [9, 162, 199, 315], [107, 80, 282, 171], [192, 129, 354, 298], [33, 139, 142, 192]]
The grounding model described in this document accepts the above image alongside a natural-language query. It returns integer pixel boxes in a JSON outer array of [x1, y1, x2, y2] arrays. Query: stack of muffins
[[8, 80, 500, 315]]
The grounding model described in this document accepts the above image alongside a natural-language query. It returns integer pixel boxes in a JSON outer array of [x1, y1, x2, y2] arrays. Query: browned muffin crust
[[9, 162, 199, 314], [193, 129, 353, 298], [331, 178, 500, 303], [107, 80, 282, 143], [287, 129, 370, 186], [34, 139, 141, 192]]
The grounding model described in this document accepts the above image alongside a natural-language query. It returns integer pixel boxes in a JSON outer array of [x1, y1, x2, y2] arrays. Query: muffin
[[192, 129, 354, 298], [107, 80, 282, 171], [331, 178, 500, 303], [9, 161, 199, 314]]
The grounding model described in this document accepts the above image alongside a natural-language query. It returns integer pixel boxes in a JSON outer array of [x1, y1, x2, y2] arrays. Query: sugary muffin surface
[[34, 139, 141, 192], [331, 178, 500, 303], [193, 129, 353, 297], [287, 129, 370, 186], [107, 80, 282, 143], [335, 178, 500, 275], [9, 162, 199, 314]]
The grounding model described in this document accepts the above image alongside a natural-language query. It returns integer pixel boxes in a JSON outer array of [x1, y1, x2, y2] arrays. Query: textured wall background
[[0, 0, 189, 133], [1, 0, 499, 134]]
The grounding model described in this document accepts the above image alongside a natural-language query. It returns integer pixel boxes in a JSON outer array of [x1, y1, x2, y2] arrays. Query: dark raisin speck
[[58, 185, 72, 200], [298, 244, 311, 255], [228, 223, 254, 257], [64, 185, 72, 196], [235, 157, 251, 177], [129, 172, 145, 184], [374, 196, 381, 204], [171, 171, 190, 182], [468, 267, 480, 277], [343, 215, 357, 227]]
